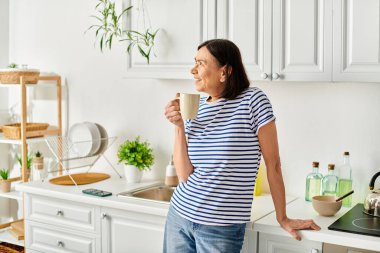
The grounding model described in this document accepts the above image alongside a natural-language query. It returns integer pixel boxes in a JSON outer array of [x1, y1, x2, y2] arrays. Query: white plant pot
[[124, 165, 143, 183]]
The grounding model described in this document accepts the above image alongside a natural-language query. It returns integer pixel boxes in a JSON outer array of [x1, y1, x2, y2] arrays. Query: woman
[[164, 39, 320, 253]]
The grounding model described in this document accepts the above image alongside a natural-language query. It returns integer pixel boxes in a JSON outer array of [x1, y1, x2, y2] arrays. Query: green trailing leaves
[[117, 137, 154, 171], [87, 0, 159, 64], [86, 0, 132, 52], [121, 28, 159, 64]]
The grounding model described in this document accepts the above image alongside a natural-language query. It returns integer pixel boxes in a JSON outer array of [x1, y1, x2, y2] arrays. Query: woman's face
[[191, 46, 225, 97]]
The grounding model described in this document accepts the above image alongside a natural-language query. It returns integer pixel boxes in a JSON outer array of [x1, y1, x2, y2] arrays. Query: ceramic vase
[[124, 165, 143, 183]]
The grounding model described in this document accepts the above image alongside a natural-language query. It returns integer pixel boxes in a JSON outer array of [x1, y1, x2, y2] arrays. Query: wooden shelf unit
[[0, 74, 62, 248]]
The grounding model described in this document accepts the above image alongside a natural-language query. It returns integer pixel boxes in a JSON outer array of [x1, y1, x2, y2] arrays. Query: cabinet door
[[216, 0, 272, 81], [101, 207, 166, 253], [258, 233, 322, 253], [333, 0, 380, 82], [272, 0, 333, 81], [241, 229, 258, 253], [124, 0, 216, 79]]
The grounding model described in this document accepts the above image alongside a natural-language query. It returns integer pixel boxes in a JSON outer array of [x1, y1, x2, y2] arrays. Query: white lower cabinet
[[241, 229, 258, 253], [100, 207, 166, 253], [26, 220, 100, 253], [258, 232, 323, 253]]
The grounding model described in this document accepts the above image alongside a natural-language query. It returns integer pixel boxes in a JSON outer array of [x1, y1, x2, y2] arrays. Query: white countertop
[[253, 198, 380, 252], [15, 176, 296, 229], [16, 177, 379, 250]]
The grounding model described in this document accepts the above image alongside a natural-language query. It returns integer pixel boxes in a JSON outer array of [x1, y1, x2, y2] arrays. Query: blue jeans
[[163, 206, 247, 253]]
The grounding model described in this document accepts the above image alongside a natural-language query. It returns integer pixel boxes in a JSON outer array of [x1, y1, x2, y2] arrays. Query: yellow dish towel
[[254, 163, 263, 196]]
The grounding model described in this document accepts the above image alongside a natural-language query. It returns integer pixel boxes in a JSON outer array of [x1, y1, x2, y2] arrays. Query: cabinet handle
[[310, 249, 319, 253], [56, 210, 64, 216], [272, 73, 280, 80], [102, 213, 108, 219], [57, 241, 64, 247], [261, 73, 268, 79]]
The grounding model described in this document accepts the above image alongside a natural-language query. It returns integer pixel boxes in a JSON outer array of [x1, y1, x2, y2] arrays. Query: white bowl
[[68, 122, 101, 157]]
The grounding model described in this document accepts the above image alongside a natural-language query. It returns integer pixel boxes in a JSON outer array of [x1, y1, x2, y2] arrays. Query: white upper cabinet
[[333, 0, 380, 82], [124, 0, 379, 82], [217, 0, 332, 81], [124, 0, 216, 79], [216, 0, 271, 81], [272, 0, 333, 81]]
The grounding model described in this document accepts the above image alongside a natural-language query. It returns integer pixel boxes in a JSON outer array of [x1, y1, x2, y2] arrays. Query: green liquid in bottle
[[306, 178, 321, 201], [338, 179, 352, 207]]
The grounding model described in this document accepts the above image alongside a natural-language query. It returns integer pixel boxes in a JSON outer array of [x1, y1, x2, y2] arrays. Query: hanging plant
[[87, 0, 159, 64], [121, 28, 159, 64], [86, 0, 132, 52]]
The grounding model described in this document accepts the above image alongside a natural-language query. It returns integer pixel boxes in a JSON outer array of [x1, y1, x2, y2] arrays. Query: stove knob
[[310, 249, 319, 253]]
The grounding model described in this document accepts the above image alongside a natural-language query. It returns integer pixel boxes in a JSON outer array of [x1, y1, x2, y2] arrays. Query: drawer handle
[[56, 210, 64, 216], [57, 241, 65, 247], [102, 213, 108, 219]]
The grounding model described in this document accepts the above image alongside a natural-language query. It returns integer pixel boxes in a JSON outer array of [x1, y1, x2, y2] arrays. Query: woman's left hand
[[279, 217, 321, 241]]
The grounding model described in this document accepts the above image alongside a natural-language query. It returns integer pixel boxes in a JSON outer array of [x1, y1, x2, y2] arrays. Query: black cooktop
[[328, 203, 380, 237]]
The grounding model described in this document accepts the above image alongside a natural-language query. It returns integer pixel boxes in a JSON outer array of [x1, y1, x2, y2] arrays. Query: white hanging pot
[[124, 164, 143, 183]]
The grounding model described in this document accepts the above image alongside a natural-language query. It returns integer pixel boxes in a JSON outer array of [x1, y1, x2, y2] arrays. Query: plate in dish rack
[[68, 122, 101, 157]]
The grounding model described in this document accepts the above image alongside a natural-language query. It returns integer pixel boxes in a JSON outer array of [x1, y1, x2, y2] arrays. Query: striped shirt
[[171, 87, 276, 225]]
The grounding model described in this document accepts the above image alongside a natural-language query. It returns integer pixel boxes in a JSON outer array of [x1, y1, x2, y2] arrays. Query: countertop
[[16, 177, 380, 250], [15, 176, 296, 229], [253, 198, 380, 251]]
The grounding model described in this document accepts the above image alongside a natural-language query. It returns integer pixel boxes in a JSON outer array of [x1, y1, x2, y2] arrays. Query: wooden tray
[[49, 172, 110, 185]]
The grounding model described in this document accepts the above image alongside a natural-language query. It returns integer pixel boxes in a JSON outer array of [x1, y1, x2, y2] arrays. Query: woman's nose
[[190, 65, 197, 74]]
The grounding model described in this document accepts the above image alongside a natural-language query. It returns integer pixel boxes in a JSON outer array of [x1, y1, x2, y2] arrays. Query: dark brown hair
[[198, 39, 250, 100]]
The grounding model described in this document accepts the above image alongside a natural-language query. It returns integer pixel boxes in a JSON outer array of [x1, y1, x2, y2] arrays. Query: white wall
[[7, 0, 380, 204]]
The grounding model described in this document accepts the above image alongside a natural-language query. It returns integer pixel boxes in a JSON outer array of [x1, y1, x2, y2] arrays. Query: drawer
[[26, 220, 100, 253], [26, 249, 43, 253], [25, 194, 99, 233]]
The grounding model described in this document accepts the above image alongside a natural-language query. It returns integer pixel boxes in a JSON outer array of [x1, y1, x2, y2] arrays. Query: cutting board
[[49, 172, 110, 185]]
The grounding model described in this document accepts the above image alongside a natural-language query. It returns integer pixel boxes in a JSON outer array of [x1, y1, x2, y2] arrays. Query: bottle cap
[[328, 164, 335, 170], [344, 151, 349, 156], [312, 161, 319, 168]]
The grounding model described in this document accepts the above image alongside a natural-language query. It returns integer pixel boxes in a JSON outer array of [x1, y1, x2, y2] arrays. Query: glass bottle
[[322, 164, 339, 196], [305, 161, 323, 201], [337, 151, 353, 207]]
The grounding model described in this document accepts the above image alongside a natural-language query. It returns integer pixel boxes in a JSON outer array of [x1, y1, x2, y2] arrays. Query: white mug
[[180, 93, 200, 120]]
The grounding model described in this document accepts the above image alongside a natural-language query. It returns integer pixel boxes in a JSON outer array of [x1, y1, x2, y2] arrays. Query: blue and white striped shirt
[[171, 87, 276, 225]]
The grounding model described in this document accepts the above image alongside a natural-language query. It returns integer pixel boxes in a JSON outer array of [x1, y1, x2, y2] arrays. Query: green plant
[[35, 151, 43, 158], [117, 137, 154, 171], [86, 0, 132, 52], [121, 28, 159, 64], [8, 63, 18, 68], [17, 154, 33, 169], [0, 168, 10, 180], [87, 0, 159, 64]]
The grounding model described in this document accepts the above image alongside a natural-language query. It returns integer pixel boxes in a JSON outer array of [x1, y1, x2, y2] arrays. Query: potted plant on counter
[[0, 168, 11, 192], [33, 151, 44, 170], [117, 136, 154, 183]]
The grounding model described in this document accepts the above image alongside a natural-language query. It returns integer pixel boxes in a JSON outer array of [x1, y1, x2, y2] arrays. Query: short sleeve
[[249, 88, 276, 134]]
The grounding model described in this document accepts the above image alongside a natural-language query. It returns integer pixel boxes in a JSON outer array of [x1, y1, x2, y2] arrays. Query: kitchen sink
[[118, 185, 175, 202]]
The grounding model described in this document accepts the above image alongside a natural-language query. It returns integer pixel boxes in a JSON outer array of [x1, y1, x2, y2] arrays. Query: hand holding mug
[[165, 93, 183, 127], [165, 93, 200, 126]]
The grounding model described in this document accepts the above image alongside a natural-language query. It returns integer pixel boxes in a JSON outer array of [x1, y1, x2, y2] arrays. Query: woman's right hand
[[165, 93, 184, 128]]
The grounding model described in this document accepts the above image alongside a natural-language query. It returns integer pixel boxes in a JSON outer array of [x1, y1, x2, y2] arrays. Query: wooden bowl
[[312, 195, 342, 216]]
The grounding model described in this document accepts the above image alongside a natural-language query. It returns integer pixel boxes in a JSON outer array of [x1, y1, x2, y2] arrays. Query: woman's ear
[[220, 65, 232, 83]]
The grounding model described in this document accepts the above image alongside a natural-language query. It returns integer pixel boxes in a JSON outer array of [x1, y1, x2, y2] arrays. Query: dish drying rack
[[44, 136, 122, 186]]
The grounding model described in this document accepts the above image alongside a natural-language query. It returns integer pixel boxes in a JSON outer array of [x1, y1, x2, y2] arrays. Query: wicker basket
[[2, 123, 49, 139], [0, 242, 24, 253], [0, 69, 40, 84]]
